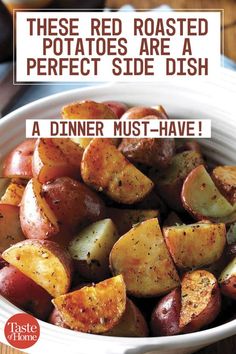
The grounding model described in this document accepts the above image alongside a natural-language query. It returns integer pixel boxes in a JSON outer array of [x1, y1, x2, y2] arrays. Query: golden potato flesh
[[182, 165, 236, 223], [68, 219, 119, 281], [81, 138, 153, 204], [180, 270, 221, 333], [52, 275, 126, 333], [110, 218, 179, 297], [2, 239, 73, 297], [61, 100, 117, 149], [163, 223, 226, 269], [0, 182, 25, 206], [107, 208, 159, 235]]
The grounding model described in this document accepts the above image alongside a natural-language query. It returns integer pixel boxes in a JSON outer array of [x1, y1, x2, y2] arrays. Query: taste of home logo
[[4, 313, 40, 350]]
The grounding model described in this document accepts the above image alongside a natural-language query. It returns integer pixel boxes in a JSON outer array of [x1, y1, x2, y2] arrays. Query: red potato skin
[[20, 179, 59, 240], [151, 288, 182, 336], [121, 106, 168, 120], [3, 139, 35, 179], [182, 283, 221, 334], [220, 276, 236, 300], [49, 308, 69, 328], [103, 101, 128, 119], [42, 177, 106, 237], [0, 265, 52, 320]]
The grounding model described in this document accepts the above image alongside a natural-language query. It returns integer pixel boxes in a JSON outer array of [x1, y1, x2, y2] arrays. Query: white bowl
[[0, 69, 236, 354]]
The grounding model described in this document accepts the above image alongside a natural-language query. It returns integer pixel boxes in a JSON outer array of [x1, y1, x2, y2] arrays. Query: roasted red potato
[[3, 139, 35, 179], [32, 138, 83, 183], [0, 182, 25, 206], [151, 151, 204, 211], [212, 166, 236, 205], [49, 308, 69, 328], [119, 106, 174, 169], [175, 140, 201, 154], [61, 100, 117, 149], [103, 101, 128, 119], [107, 208, 159, 235], [2, 239, 73, 297], [218, 257, 236, 300], [68, 219, 119, 281], [0, 265, 52, 320], [82, 138, 153, 204], [42, 177, 106, 239], [121, 105, 168, 120], [180, 270, 221, 333], [163, 223, 226, 269], [0, 204, 25, 253], [151, 288, 181, 336], [110, 218, 179, 297], [182, 165, 236, 224], [20, 178, 59, 240], [105, 298, 149, 337], [52, 275, 126, 333]]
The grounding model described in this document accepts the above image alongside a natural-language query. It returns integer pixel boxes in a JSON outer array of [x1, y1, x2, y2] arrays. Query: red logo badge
[[4, 313, 40, 349]]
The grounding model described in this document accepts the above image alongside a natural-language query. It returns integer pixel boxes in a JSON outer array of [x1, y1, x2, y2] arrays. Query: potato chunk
[[182, 165, 236, 223], [0, 204, 25, 253], [163, 223, 226, 269], [110, 218, 179, 297], [2, 239, 73, 297], [81, 138, 153, 204], [20, 178, 59, 240], [180, 270, 221, 332], [212, 166, 236, 205], [0, 182, 25, 206], [105, 298, 148, 337], [219, 257, 236, 300], [61, 100, 117, 149], [52, 275, 126, 333], [68, 219, 119, 281], [151, 151, 204, 211], [107, 208, 159, 235], [33, 138, 83, 183]]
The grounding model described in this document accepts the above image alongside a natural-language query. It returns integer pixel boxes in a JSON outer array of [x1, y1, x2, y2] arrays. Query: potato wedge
[[182, 165, 236, 223], [3, 139, 35, 179], [81, 138, 153, 204], [176, 140, 201, 154], [121, 105, 167, 120], [52, 275, 126, 333], [180, 270, 221, 333], [163, 223, 226, 269], [68, 219, 119, 281], [110, 218, 179, 297], [212, 166, 236, 205], [103, 101, 128, 119], [32, 138, 83, 183], [105, 298, 148, 337], [20, 178, 59, 240], [107, 208, 159, 235], [2, 239, 73, 297], [0, 182, 25, 206], [42, 177, 106, 239], [61, 100, 117, 149], [151, 151, 204, 211], [119, 106, 174, 169], [218, 257, 236, 300], [151, 288, 181, 336], [0, 204, 25, 253]]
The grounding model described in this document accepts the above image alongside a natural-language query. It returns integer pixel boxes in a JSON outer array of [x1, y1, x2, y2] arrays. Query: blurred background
[[0, 0, 236, 117]]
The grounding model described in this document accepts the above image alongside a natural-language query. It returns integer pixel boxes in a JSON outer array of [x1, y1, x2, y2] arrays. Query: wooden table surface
[[1, 0, 236, 353]]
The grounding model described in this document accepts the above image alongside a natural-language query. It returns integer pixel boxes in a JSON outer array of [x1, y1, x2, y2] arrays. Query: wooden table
[[1, 0, 236, 353]]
